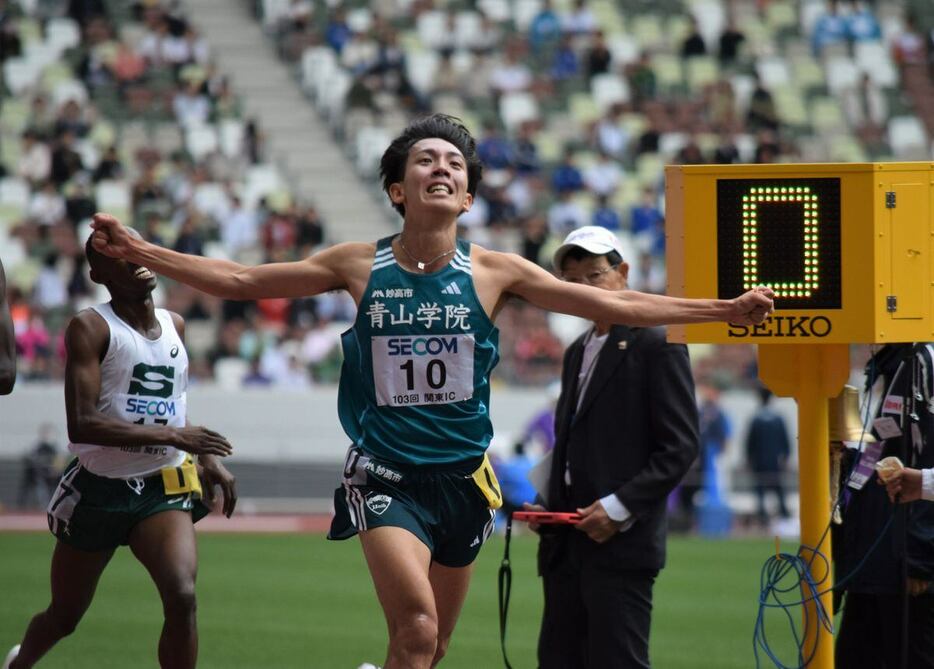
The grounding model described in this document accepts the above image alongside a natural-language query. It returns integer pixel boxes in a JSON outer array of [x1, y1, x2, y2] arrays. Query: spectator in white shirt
[[488, 38, 533, 95], [220, 194, 260, 256], [583, 149, 623, 198], [547, 190, 589, 234], [172, 79, 211, 129], [562, 0, 597, 37], [28, 181, 66, 227], [17, 131, 52, 185]]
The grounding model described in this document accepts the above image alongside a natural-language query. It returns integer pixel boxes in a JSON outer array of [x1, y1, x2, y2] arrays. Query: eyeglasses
[[560, 264, 619, 285]]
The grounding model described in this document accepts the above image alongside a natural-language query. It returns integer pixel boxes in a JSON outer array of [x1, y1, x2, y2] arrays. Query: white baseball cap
[[552, 226, 625, 270]]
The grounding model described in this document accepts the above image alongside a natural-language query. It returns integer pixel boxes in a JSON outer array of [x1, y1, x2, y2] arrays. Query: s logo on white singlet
[[371, 334, 475, 407]]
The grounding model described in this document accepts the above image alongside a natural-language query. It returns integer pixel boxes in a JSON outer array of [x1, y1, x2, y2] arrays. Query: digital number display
[[717, 178, 841, 309]]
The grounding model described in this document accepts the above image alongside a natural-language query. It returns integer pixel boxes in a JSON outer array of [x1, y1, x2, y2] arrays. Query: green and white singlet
[[68, 303, 188, 478], [338, 236, 500, 465]]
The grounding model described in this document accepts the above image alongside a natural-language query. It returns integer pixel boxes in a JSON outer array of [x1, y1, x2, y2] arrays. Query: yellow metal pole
[[758, 344, 849, 669], [796, 359, 834, 667]]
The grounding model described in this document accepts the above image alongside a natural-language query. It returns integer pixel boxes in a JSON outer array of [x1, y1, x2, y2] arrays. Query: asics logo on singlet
[[386, 336, 458, 356], [127, 363, 176, 398]]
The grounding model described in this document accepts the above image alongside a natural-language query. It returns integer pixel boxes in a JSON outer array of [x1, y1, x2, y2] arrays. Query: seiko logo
[[727, 316, 832, 338]]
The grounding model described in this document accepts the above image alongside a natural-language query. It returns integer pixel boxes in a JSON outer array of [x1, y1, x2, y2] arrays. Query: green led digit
[[741, 185, 820, 298]]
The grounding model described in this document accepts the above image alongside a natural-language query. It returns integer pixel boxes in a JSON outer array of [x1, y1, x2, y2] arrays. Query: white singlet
[[68, 303, 188, 478]]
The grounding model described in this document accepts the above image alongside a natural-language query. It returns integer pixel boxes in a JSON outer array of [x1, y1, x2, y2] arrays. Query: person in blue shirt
[[528, 0, 562, 54], [592, 194, 622, 231], [90, 114, 774, 669], [551, 147, 584, 193]]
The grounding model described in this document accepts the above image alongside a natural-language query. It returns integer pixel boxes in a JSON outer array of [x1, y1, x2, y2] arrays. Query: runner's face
[[91, 230, 158, 296], [394, 138, 473, 219]]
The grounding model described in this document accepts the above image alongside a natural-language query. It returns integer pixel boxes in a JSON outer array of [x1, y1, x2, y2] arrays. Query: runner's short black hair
[[379, 114, 483, 218]]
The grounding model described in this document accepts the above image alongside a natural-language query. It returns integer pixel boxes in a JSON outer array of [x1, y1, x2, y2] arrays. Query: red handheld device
[[512, 511, 582, 525]]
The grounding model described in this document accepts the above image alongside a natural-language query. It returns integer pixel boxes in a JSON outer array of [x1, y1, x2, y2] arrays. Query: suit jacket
[[538, 324, 699, 572]]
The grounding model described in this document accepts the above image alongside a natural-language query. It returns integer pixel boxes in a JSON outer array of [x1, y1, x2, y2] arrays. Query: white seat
[[607, 34, 639, 67], [347, 8, 373, 34], [658, 132, 689, 159], [24, 41, 62, 68], [2, 58, 41, 96], [319, 69, 352, 126], [243, 164, 284, 208], [300, 46, 338, 98], [0, 236, 27, 270], [182, 320, 216, 360], [355, 125, 393, 177], [799, 0, 826, 35], [219, 119, 244, 158], [756, 56, 791, 89], [824, 56, 860, 95], [416, 11, 446, 50], [477, 0, 510, 23], [888, 117, 929, 160], [95, 180, 131, 223], [455, 11, 484, 51], [185, 125, 219, 161], [0, 177, 30, 210], [854, 41, 897, 88], [192, 183, 230, 220], [499, 92, 539, 132], [512, 0, 542, 33], [591, 73, 630, 113], [260, 0, 291, 26], [730, 74, 756, 117], [691, 0, 726, 50], [405, 50, 439, 96], [51, 78, 89, 107], [46, 18, 81, 52], [214, 357, 249, 391]]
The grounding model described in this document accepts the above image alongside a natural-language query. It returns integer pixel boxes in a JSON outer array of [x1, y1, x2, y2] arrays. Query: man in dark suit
[[530, 226, 699, 668]]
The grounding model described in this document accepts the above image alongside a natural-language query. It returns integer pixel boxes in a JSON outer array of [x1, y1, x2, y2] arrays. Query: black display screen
[[717, 178, 841, 309]]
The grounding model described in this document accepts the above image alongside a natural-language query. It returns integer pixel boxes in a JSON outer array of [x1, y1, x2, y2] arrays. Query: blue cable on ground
[[752, 359, 896, 668]]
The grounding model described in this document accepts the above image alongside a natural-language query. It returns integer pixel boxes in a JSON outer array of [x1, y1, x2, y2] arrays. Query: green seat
[[652, 54, 684, 93], [569, 92, 600, 126], [0, 98, 30, 134], [773, 84, 809, 128], [630, 14, 664, 50], [810, 97, 845, 133], [686, 56, 718, 92]]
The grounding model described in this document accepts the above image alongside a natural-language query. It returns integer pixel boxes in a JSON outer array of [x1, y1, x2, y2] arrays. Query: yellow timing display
[[718, 178, 841, 309], [666, 162, 934, 344]]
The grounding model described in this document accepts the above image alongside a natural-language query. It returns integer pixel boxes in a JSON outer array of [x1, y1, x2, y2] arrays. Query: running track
[[0, 512, 333, 533]]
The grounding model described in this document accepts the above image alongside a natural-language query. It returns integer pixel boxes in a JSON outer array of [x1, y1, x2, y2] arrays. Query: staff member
[[837, 343, 934, 669], [531, 227, 699, 668]]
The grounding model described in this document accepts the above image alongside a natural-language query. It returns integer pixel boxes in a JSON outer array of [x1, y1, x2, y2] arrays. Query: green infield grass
[[0, 531, 810, 668]]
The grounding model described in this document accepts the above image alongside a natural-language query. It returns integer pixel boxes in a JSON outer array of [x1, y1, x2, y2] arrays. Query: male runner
[[4, 233, 236, 669], [89, 114, 772, 668]]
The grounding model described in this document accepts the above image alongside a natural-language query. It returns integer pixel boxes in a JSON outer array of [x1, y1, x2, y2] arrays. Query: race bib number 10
[[372, 334, 475, 407]]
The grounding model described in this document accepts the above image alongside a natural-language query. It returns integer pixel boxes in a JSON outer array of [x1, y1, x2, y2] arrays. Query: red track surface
[[0, 512, 332, 533]]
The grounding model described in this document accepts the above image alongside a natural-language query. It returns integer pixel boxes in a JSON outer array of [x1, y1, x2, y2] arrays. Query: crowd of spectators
[[3, 0, 933, 391], [258, 0, 933, 388], [0, 0, 340, 389]]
